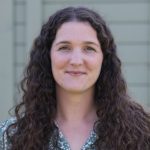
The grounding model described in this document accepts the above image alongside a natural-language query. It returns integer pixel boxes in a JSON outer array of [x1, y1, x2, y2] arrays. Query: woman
[[0, 6, 150, 150]]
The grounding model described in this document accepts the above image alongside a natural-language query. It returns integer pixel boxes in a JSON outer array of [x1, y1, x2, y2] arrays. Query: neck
[[55, 85, 97, 125]]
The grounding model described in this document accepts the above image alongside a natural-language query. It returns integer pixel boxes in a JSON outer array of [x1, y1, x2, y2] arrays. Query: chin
[[65, 88, 85, 93], [64, 86, 92, 93]]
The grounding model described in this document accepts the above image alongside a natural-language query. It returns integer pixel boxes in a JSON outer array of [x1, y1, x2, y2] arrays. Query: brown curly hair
[[6, 7, 150, 150]]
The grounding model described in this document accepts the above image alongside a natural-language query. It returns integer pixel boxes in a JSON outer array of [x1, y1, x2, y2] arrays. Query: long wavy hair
[[6, 7, 150, 150]]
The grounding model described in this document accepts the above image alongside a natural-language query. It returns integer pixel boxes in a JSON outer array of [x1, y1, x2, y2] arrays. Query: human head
[[29, 6, 125, 106], [50, 19, 104, 95], [32, 7, 121, 101]]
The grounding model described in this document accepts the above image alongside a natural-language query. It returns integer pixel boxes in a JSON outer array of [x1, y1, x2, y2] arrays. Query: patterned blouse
[[0, 118, 97, 150]]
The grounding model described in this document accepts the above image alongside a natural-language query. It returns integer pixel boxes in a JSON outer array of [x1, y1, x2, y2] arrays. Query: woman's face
[[51, 21, 103, 94]]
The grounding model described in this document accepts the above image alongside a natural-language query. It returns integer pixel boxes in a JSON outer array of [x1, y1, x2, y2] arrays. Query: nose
[[69, 49, 83, 66]]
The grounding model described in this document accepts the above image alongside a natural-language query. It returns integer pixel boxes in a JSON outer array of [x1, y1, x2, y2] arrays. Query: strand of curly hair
[[6, 7, 150, 150]]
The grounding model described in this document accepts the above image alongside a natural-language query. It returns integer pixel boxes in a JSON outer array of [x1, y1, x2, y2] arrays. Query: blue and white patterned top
[[0, 118, 97, 150]]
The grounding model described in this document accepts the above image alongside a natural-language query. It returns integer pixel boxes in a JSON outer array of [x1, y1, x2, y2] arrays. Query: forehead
[[53, 21, 99, 44]]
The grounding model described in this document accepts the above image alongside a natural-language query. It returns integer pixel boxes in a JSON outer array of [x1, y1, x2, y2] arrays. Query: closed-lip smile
[[65, 71, 86, 75]]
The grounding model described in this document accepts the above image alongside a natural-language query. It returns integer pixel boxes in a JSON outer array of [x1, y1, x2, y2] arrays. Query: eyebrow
[[55, 41, 70, 46], [55, 41, 100, 47], [84, 41, 100, 47]]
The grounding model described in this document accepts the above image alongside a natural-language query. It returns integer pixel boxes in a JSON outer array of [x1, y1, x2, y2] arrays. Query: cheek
[[88, 58, 103, 84], [87, 56, 103, 72], [51, 52, 68, 73]]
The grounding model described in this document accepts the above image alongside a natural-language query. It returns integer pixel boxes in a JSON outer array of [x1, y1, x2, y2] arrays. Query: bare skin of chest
[[60, 124, 93, 150]]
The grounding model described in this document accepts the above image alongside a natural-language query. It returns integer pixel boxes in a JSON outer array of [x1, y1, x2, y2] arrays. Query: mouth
[[65, 71, 86, 76]]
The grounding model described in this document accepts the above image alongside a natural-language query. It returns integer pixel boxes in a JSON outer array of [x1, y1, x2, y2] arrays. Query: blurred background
[[0, 0, 150, 121]]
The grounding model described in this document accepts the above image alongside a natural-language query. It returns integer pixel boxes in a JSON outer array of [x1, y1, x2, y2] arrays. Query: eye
[[58, 46, 71, 51], [84, 46, 96, 52]]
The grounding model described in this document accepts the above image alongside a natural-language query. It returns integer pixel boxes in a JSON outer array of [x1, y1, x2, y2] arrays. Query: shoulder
[[0, 118, 16, 149], [0, 117, 16, 135], [0, 117, 16, 132]]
